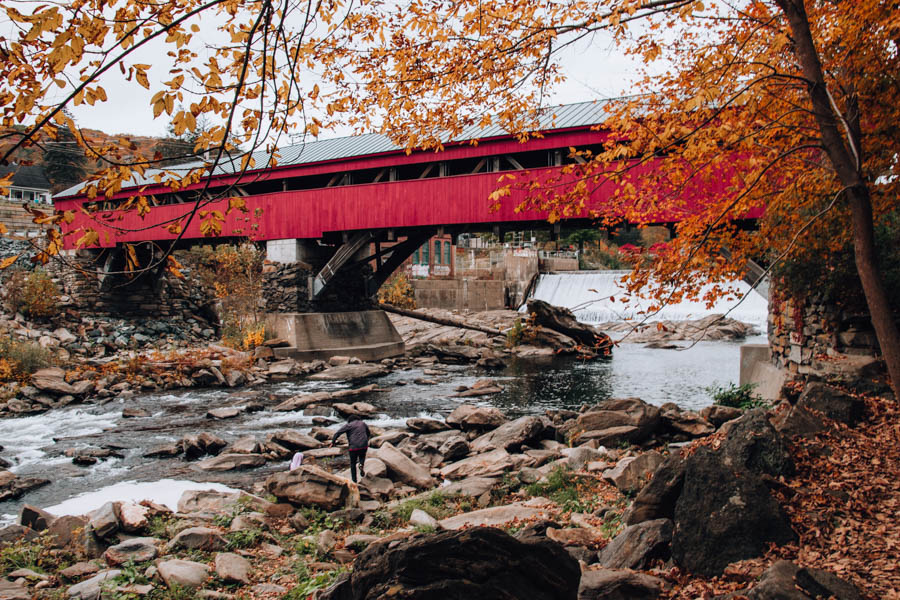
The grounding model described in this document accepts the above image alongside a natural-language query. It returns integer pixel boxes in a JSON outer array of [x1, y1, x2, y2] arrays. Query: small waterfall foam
[[529, 271, 768, 328]]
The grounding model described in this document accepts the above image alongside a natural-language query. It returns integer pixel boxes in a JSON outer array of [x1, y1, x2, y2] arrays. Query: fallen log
[[378, 304, 505, 337]]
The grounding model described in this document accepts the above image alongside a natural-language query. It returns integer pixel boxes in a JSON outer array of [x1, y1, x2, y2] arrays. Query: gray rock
[[67, 569, 122, 600], [227, 436, 261, 454], [408, 509, 439, 530], [158, 559, 210, 589], [578, 568, 665, 600], [737, 560, 862, 600], [18, 504, 55, 531], [30, 367, 76, 395], [0, 524, 38, 544], [207, 407, 241, 419], [104, 537, 159, 566], [0, 580, 30, 600], [602, 452, 664, 494], [196, 453, 266, 471], [439, 503, 548, 530], [268, 430, 323, 451], [168, 527, 227, 551], [469, 416, 545, 453], [623, 453, 685, 526], [374, 442, 434, 489], [446, 404, 507, 430], [266, 465, 359, 511], [89, 502, 119, 539], [406, 418, 450, 433], [308, 364, 387, 381], [595, 519, 673, 570], [797, 382, 865, 426], [440, 448, 513, 480], [214, 552, 251, 584], [699, 404, 742, 428]]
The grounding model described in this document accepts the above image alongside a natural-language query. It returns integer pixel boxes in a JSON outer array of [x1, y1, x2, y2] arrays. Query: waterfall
[[528, 271, 768, 328]]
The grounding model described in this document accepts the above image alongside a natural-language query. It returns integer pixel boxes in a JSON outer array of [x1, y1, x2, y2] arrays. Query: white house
[[0, 164, 52, 205]]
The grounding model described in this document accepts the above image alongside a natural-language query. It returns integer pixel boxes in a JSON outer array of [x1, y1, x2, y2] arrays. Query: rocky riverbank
[[2, 379, 895, 599]]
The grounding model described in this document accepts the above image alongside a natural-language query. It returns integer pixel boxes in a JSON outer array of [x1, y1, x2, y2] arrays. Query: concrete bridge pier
[[263, 236, 407, 362]]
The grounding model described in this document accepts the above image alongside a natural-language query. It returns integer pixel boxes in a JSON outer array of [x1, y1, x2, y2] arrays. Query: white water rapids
[[528, 271, 769, 329]]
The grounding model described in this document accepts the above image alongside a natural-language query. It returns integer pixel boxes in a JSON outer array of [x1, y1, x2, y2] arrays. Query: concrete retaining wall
[[412, 279, 506, 311]]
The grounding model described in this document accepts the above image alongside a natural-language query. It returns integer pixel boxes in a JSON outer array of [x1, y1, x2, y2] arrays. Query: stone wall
[[0, 200, 46, 238], [261, 261, 374, 313], [768, 289, 881, 375], [46, 251, 219, 325]]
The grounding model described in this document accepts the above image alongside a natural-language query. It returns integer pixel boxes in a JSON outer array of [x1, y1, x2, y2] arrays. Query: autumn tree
[[0, 0, 897, 395]]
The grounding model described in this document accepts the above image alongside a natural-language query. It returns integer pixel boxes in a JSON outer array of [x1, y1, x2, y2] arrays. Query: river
[[0, 330, 764, 526]]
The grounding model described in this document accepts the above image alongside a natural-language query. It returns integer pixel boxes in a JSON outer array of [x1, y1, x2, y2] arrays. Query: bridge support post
[[266, 239, 331, 264]]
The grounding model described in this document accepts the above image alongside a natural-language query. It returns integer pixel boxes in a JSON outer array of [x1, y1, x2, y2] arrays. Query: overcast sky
[[66, 29, 646, 139]]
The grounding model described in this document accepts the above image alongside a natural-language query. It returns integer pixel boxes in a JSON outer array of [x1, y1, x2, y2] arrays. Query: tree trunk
[[776, 0, 900, 398]]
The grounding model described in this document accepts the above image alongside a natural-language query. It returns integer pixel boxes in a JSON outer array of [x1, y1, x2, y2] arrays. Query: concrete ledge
[[740, 343, 786, 401], [265, 310, 405, 362]]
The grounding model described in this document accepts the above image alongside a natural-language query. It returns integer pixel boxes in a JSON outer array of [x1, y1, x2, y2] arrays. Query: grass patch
[[0, 536, 74, 577], [525, 467, 595, 513], [393, 491, 455, 523], [707, 382, 768, 409], [0, 336, 54, 382], [225, 528, 262, 550], [283, 569, 346, 600]]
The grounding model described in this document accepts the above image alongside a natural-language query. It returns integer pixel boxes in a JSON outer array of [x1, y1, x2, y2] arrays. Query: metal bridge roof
[[57, 100, 612, 198]]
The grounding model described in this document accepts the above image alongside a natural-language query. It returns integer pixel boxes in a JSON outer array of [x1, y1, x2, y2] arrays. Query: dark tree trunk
[[776, 0, 900, 399]]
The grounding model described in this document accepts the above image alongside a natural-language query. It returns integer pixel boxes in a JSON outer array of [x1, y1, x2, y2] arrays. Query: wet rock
[[439, 503, 549, 530], [267, 359, 298, 376], [158, 559, 210, 589], [143, 443, 182, 458], [440, 448, 513, 480], [104, 537, 159, 566], [196, 453, 266, 471], [268, 430, 323, 451], [266, 465, 360, 511], [446, 404, 507, 430], [214, 552, 251, 584], [595, 519, 672, 570], [181, 432, 227, 459], [207, 407, 241, 419], [168, 527, 227, 551], [374, 442, 434, 489], [122, 407, 150, 418], [406, 417, 450, 433], [0, 471, 50, 501], [578, 568, 666, 600], [228, 436, 261, 454], [321, 526, 579, 600], [470, 415, 544, 453], [602, 452, 664, 494], [528, 300, 611, 349], [718, 409, 794, 478], [672, 448, 795, 576], [308, 364, 387, 382], [332, 402, 377, 418], [771, 403, 827, 438], [67, 569, 122, 600]]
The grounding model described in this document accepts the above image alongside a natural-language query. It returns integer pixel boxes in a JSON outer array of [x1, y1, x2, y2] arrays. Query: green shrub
[[707, 382, 767, 409], [0, 336, 53, 382], [3, 269, 61, 318], [225, 528, 262, 549], [525, 467, 594, 513]]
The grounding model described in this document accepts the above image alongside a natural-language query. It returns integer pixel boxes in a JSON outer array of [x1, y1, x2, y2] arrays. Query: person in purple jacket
[[330, 414, 371, 483]]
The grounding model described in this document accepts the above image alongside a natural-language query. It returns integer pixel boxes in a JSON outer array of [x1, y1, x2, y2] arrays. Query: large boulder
[[527, 299, 612, 350], [469, 416, 545, 453], [266, 464, 359, 511], [157, 559, 210, 589], [196, 453, 266, 471], [168, 527, 227, 551], [446, 404, 507, 430], [268, 430, 323, 451], [671, 448, 795, 576], [320, 527, 580, 600], [595, 519, 672, 570], [30, 367, 76, 395], [374, 442, 434, 489], [177, 489, 272, 514], [718, 409, 794, 478], [104, 537, 159, 566], [439, 503, 549, 531]]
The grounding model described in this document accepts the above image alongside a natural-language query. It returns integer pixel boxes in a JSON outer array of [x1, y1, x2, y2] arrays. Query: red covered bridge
[[54, 101, 748, 301]]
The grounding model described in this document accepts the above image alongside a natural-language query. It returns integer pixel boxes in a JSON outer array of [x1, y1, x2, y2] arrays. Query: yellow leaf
[[0, 255, 19, 269]]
